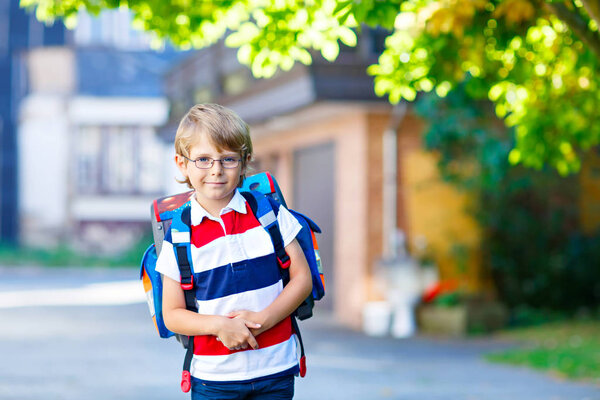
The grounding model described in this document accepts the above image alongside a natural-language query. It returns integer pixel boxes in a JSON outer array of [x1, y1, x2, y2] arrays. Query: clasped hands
[[216, 310, 266, 351]]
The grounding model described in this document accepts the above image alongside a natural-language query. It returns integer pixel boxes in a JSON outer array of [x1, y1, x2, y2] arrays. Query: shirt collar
[[190, 189, 247, 225]]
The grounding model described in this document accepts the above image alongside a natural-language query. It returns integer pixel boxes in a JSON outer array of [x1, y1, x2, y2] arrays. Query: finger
[[248, 334, 259, 350], [244, 320, 261, 329]]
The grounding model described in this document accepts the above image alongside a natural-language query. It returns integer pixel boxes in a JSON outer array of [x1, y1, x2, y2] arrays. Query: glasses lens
[[196, 158, 213, 169], [222, 158, 240, 168], [192, 157, 240, 169]]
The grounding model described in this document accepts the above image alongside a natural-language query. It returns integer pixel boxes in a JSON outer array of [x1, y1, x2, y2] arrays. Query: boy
[[156, 103, 312, 400]]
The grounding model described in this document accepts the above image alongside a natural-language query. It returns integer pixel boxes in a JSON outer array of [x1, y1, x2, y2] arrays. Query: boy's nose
[[209, 160, 224, 173]]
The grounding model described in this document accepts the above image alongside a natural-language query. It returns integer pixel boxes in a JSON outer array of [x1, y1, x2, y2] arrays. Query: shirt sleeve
[[155, 240, 181, 282], [276, 204, 302, 247]]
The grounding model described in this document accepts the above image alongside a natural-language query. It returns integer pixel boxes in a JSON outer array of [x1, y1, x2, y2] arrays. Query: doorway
[[293, 141, 335, 311]]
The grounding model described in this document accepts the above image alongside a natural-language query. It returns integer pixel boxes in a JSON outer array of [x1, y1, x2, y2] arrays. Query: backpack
[[140, 171, 324, 392], [240, 172, 325, 319]]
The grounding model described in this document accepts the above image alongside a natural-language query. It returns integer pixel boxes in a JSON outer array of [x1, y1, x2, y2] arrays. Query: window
[[76, 126, 164, 195], [138, 127, 164, 193], [77, 126, 102, 193], [74, 9, 154, 50], [103, 126, 136, 192]]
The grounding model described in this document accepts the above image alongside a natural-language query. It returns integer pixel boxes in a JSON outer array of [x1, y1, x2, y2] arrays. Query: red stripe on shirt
[[191, 219, 224, 248], [193, 316, 293, 356], [221, 203, 261, 235]]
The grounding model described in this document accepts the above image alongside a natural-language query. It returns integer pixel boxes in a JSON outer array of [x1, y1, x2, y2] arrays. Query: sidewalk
[[0, 266, 598, 399], [298, 314, 599, 399]]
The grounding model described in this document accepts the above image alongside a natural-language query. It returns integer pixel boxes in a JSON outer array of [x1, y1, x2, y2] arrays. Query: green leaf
[[337, 26, 357, 47], [374, 78, 393, 96], [321, 40, 339, 62], [237, 44, 253, 65], [389, 88, 402, 104], [400, 85, 417, 101], [64, 13, 78, 29], [280, 55, 295, 71], [290, 46, 313, 65], [333, 0, 352, 15], [20, 0, 600, 175]]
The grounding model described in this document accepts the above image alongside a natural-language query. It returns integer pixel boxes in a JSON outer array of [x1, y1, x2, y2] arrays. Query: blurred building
[[16, 9, 184, 254], [0, 0, 68, 244]]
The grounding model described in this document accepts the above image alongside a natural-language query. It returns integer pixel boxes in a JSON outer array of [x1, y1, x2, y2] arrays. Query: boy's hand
[[227, 310, 267, 336], [217, 316, 261, 351]]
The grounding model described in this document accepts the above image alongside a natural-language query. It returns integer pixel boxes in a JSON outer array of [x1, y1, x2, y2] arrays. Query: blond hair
[[175, 104, 253, 188]]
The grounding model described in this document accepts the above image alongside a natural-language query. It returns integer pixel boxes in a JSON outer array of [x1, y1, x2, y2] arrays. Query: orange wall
[[250, 104, 488, 329], [401, 149, 483, 292], [396, 113, 485, 293]]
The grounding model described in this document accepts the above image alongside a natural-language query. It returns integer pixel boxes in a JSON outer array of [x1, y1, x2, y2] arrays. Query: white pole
[[382, 103, 408, 260]]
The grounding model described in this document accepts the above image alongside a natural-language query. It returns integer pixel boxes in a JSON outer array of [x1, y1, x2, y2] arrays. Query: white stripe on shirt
[[196, 280, 283, 316]]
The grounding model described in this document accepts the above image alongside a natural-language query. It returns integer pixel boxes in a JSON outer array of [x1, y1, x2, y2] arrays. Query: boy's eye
[[223, 157, 237, 163], [197, 157, 211, 163]]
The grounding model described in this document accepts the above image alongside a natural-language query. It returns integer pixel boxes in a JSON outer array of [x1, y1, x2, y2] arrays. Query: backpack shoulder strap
[[169, 201, 196, 393], [169, 202, 196, 301], [241, 191, 291, 270], [241, 191, 258, 216], [241, 191, 306, 377]]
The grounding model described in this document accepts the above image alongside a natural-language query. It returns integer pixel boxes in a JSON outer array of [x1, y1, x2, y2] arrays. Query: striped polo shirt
[[155, 189, 302, 382]]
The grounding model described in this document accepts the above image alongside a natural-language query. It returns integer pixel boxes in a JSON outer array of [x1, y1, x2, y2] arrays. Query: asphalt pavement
[[0, 266, 598, 400]]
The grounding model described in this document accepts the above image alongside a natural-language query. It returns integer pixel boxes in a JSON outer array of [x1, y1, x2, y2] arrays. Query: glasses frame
[[183, 155, 242, 169]]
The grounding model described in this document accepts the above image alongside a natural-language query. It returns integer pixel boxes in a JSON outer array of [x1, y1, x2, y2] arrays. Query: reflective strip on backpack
[[172, 231, 191, 243], [258, 210, 277, 227]]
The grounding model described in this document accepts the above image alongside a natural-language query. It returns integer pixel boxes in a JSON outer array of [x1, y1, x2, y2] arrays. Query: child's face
[[176, 131, 246, 214]]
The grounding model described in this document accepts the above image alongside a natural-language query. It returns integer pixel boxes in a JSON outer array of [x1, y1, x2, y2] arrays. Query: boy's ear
[[175, 154, 188, 177], [240, 154, 251, 176]]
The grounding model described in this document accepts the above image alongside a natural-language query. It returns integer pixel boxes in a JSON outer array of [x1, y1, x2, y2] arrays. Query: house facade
[[17, 10, 183, 254], [1, 0, 69, 244]]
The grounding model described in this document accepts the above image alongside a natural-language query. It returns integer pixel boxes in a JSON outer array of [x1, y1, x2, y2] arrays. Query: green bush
[[415, 84, 600, 317], [0, 233, 153, 268], [486, 320, 600, 383]]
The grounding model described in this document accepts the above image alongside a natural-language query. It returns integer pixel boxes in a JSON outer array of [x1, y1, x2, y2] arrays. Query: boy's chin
[[197, 189, 236, 201]]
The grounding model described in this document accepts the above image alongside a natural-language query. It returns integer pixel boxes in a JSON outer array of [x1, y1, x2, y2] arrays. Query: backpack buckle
[[181, 370, 191, 392], [181, 275, 194, 291], [277, 256, 291, 269], [299, 355, 307, 377]]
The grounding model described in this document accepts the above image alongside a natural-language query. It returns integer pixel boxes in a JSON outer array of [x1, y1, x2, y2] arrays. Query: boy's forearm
[[256, 273, 312, 332], [254, 239, 313, 333], [162, 275, 227, 337], [164, 308, 225, 337]]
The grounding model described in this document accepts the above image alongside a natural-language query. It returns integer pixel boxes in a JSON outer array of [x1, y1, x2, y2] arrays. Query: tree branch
[[545, 1, 600, 58], [580, 0, 600, 28]]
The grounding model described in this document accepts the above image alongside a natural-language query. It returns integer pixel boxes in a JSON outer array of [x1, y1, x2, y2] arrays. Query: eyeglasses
[[183, 155, 241, 169]]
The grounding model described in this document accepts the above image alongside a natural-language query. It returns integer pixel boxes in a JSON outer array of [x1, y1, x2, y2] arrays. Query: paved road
[[0, 266, 598, 400]]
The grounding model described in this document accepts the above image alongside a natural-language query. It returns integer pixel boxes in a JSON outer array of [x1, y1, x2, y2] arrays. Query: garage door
[[293, 141, 335, 311]]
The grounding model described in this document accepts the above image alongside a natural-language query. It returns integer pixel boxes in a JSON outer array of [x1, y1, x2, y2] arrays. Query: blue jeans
[[191, 375, 295, 400]]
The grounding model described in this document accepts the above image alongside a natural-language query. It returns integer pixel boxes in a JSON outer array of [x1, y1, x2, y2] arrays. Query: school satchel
[[139, 171, 325, 391], [240, 172, 325, 319]]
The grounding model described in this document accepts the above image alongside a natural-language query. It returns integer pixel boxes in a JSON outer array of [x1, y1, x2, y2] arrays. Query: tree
[[22, 0, 600, 174], [414, 82, 600, 314]]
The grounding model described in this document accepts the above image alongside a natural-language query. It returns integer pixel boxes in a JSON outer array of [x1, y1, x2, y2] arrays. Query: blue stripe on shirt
[[194, 253, 281, 301]]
